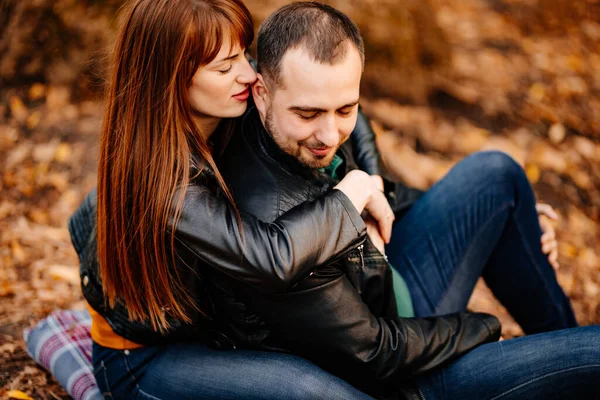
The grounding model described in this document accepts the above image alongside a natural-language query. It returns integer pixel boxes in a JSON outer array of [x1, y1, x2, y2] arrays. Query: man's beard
[[264, 107, 343, 169]]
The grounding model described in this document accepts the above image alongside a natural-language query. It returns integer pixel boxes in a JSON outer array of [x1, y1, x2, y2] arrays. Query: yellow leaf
[[26, 111, 41, 130], [54, 142, 72, 163], [29, 83, 46, 101], [565, 55, 583, 72], [48, 265, 80, 286], [528, 83, 546, 102], [9, 96, 28, 123], [525, 164, 540, 183], [7, 390, 33, 400], [10, 239, 26, 264]]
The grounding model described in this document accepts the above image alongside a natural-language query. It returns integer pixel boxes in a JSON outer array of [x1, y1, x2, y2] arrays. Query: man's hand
[[536, 203, 560, 270], [334, 171, 394, 242], [365, 216, 386, 255], [371, 175, 384, 192]]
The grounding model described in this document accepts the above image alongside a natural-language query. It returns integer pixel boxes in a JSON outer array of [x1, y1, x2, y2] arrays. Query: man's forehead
[[276, 45, 362, 108]]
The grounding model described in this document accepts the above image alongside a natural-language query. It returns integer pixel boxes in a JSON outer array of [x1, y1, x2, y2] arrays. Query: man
[[211, 2, 600, 399]]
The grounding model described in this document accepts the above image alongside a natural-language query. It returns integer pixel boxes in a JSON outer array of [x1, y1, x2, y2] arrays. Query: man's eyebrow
[[288, 100, 359, 113]]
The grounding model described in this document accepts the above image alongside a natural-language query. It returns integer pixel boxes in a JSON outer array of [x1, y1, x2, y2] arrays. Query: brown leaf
[[9, 96, 28, 123]]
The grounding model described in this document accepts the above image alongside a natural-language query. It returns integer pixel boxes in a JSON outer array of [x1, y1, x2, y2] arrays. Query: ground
[[1, 0, 599, 398]]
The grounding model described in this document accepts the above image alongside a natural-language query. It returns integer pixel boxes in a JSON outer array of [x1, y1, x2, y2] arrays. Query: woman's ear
[[252, 73, 269, 118]]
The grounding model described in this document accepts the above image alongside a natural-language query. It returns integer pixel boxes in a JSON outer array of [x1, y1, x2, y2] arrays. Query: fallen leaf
[[528, 82, 546, 102], [47, 265, 80, 286], [525, 163, 541, 183], [10, 239, 26, 264], [7, 390, 33, 400], [28, 83, 46, 101], [548, 123, 566, 144], [32, 139, 60, 164], [26, 111, 41, 130], [9, 96, 28, 123], [54, 142, 72, 163]]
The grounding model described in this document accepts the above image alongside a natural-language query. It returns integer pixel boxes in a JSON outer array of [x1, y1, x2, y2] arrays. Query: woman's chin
[[221, 102, 248, 118]]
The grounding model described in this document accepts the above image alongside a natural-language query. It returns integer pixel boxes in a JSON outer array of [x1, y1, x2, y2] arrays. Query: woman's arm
[[174, 170, 393, 293]]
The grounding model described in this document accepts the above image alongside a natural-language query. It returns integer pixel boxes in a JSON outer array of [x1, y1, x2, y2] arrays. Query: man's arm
[[351, 106, 383, 176], [351, 109, 425, 214], [244, 271, 501, 387]]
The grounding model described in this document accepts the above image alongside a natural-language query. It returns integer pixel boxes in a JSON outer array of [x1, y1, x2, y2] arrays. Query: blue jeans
[[386, 151, 598, 398], [386, 150, 577, 333], [92, 341, 373, 399], [94, 151, 596, 399]]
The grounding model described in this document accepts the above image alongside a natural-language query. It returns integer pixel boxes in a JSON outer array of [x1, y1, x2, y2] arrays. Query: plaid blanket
[[24, 309, 102, 400]]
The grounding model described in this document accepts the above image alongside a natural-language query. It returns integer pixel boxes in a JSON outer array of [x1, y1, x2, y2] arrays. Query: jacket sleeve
[[173, 184, 366, 293], [351, 106, 383, 176], [246, 272, 501, 385]]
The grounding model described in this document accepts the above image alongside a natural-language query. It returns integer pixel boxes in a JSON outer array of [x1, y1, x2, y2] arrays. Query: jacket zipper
[[418, 387, 426, 400], [357, 244, 365, 270], [294, 236, 366, 287]]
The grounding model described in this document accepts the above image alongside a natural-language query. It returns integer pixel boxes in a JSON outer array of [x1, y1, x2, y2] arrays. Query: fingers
[[541, 229, 555, 243], [542, 237, 557, 254], [549, 249, 560, 270], [536, 203, 559, 220], [364, 190, 394, 243], [538, 215, 560, 270], [365, 218, 386, 254]]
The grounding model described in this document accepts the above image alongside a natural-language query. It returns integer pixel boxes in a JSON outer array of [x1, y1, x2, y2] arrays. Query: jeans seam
[[434, 202, 512, 314], [122, 352, 162, 400], [489, 364, 600, 400], [96, 361, 113, 399]]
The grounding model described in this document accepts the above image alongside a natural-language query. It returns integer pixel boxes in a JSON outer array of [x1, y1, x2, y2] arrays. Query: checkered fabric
[[24, 309, 102, 400]]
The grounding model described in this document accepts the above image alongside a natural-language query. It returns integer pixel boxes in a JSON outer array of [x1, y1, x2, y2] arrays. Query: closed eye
[[337, 106, 356, 116], [297, 112, 319, 121], [218, 65, 233, 74]]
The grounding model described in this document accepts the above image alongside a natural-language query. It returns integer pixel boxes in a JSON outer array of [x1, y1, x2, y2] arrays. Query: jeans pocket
[[93, 361, 114, 400]]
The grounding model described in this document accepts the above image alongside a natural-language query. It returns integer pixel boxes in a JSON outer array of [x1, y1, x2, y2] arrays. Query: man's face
[[257, 42, 362, 169]]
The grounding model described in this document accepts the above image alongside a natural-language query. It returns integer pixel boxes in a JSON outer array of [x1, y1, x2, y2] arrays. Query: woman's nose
[[237, 58, 257, 84]]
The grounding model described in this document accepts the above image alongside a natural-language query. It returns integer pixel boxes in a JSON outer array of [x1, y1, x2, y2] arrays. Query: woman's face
[[188, 35, 257, 121]]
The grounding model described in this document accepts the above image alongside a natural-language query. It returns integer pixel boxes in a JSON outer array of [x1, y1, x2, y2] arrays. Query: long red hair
[[97, 0, 253, 332]]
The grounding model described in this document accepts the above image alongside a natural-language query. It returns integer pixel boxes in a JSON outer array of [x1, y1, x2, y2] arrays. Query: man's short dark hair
[[257, 2, 365, 88]]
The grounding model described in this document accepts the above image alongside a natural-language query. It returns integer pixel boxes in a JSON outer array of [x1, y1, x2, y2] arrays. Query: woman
[[77, 0, 391, 398]]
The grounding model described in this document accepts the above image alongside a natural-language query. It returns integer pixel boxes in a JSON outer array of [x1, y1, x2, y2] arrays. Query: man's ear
[[252, 73, 269, 118]]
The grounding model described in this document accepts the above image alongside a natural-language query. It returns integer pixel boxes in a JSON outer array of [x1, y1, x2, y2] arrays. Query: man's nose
[[315, 115, 340, 147]]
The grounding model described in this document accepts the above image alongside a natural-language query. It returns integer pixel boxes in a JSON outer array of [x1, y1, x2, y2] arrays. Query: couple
[[71, 0, 600, 399]]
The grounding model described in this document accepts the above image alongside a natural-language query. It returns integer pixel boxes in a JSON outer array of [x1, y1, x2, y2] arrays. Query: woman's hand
[[335, 170, 394, 243], [365, 216, 386, 254], [536, 203, 560, 270]]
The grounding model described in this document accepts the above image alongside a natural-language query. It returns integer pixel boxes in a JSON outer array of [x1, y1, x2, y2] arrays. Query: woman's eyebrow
[[215, 53, 239, 63]]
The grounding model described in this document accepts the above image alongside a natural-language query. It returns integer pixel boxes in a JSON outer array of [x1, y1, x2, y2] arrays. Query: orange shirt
[[87, 303, 143, 350]]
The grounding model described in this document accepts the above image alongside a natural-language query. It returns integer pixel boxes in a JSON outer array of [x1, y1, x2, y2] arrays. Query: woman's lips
[[307, 147, 332, 157], [232, 88, 250, 101]]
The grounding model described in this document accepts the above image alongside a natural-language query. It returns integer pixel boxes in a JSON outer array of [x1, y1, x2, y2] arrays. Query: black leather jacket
[[208, 107, 502, 398], [72, 107, 391, 344]]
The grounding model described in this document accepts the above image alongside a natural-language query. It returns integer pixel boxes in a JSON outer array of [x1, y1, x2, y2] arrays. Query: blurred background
[[1, 0, 599, 397]]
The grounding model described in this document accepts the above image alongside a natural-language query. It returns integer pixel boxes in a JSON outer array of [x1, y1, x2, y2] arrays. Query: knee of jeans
[[465, 151, 526, 190]]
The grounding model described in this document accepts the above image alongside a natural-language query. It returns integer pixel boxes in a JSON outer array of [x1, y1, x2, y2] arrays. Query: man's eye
[[298, 113, 318, 121], [218, 65, 233, 74], [337, 108, 354, 116]]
